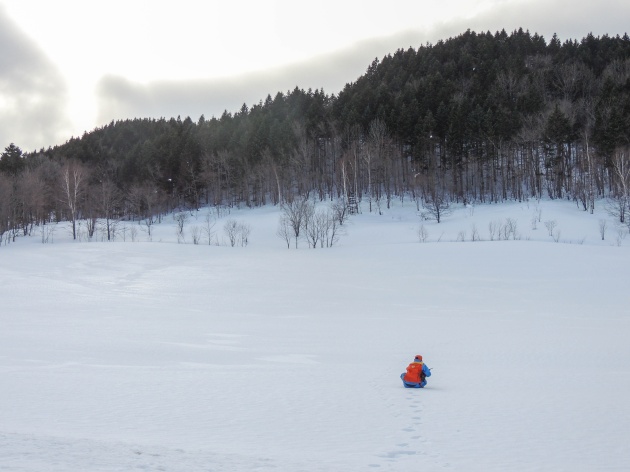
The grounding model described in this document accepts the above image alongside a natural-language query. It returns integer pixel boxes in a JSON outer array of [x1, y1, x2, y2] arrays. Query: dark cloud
[[0, 5, 70, 151], [96, 0, 630, 126]]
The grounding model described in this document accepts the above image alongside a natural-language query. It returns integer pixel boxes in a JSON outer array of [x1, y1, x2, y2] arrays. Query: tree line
[[2, 28, 630, 244]]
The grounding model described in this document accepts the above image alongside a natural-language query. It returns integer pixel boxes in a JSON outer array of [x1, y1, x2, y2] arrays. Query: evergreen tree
[[0, 143, 25, 175]]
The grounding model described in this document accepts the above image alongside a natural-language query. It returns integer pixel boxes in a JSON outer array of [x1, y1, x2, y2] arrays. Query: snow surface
[[1, 199, 629, 471]]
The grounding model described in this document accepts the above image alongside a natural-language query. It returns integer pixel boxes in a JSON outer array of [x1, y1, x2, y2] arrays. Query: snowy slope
[[1, 199, 629, 471]]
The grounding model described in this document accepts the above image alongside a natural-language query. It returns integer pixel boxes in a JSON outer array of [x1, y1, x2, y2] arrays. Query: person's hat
[[414, 355, 423, 361]]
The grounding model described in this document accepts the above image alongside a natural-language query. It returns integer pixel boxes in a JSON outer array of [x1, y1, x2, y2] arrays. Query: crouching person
[[400, 354, 431, 388]]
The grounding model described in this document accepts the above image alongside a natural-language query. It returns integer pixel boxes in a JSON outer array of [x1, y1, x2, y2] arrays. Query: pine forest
[[2, 29, 630, 241]]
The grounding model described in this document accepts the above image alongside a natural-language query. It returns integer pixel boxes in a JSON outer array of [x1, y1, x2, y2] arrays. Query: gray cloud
[[457, 0, 630, 42], [95, 48, 376, 124], [96, 0, 630, 126], [0, 6, 70, 151]]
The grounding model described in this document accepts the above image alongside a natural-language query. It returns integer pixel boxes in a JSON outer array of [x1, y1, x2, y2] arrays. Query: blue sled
[[400, 373, 426, 388]]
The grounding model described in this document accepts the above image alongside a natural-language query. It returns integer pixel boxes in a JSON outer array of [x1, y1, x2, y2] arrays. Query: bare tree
[[598, 219, 608, 240], [14, 169, 47, 235], [0, 173, 11, 245], [305, 211, 323, 248], [281, 197, 314, 248], [291, 121, 314, 198], [83, 185, 99, 240], [191, 225, 202, 245], [223, 219, 250, 247], [127, 183, 158, 222], [418, 224, 429, 243], [142, 218, 154, 241], [203, 211, 216, 245], [60, 162, 86, 240], [224, 219, 239, 247], [577, 130, 596, 214], [470, 224, 481, 242], [544, 220, 557, 236], [488, 220, 499, 241], [238, 222, 251, 247], [553, 62, 593, 101], [85, 212, 98, 240], [99, 179, 121, 241], [363, 118, 388, 213], [422, 190, 451, 223], [602, 58, 630, 85], [331, 199, 351, 226], [126, 185, 144, 221], [607, 147, 630, 224], [306, 208, 341, 248], [263, 148, 284, 205], [182, 158, 203, 210], [322, 209, 341, 248], [495, 69, 520, 102], [40, 223, 56, 244], [505, 218, 519, 240], [175, 212, 188, 233], [277, 216, 292, 249]]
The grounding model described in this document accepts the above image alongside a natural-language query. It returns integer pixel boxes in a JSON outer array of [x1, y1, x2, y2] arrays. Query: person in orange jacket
[[400, 354, 431, 388]]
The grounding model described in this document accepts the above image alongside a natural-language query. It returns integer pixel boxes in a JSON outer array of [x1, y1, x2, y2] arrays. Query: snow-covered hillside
[[1, 199, 629, 471]]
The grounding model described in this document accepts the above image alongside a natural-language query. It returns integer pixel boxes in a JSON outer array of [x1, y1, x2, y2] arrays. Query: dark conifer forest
[[2, 29, 630, 240]]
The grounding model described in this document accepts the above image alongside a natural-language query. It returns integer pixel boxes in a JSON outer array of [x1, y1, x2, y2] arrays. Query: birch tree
[[60, 162, 86, 240], [608, 147, 630, 224]]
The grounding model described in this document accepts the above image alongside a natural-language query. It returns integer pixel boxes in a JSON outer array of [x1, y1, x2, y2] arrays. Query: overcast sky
[[1, 0, 629, 152]]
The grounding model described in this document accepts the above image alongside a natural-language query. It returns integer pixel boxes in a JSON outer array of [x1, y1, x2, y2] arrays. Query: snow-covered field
[[1, 199, 629, 471]]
